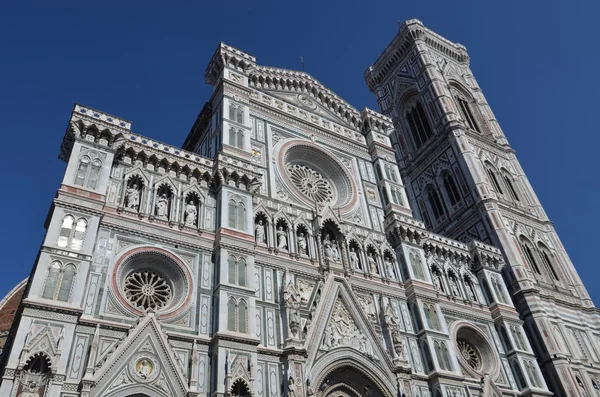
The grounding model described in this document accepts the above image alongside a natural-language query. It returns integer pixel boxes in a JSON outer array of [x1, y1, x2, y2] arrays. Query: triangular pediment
[[304, 276, 394, 372], [89, 313, 188, 397]]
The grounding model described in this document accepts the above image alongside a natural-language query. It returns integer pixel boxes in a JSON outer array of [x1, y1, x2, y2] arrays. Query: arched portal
[[316, 365, 388, 397]]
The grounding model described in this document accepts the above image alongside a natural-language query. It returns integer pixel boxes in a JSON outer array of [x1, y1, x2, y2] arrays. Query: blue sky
[[1, 1, 598, 304]]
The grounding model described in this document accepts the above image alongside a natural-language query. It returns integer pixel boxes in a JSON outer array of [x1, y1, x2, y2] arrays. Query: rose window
[[287, 164, 333, 204], [457, 339, 481, 370], [124, 270, 172, 311]]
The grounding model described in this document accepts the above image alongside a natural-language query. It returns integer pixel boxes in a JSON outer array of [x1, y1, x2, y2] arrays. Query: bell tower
[[366, 19, 600, 397]]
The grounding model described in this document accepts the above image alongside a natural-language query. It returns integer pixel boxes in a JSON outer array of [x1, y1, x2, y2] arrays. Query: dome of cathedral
[[0, 278, 27, 352]]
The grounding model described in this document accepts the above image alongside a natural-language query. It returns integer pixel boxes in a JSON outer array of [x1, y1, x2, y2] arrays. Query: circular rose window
[[453, 323, 498, 377], [112, 247, 192, 318], [276, 140, 357, 211], [457, 339, 481, 371]]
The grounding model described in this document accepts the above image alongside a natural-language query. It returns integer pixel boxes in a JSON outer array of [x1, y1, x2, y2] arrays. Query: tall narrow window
[[238, 300, 248, 333], [57, 216, 74, 248], [228, 200, 237, 229], [228, 256, 237, 284], [390, 188, 402, 205], [503, 174, 520, 201], [87, 158, 102, 189], [526, 361, 541, 388], [520, 238, 541, 275], [486, 167, 503, 194], [227, 298, 237, 331], [441, 342, 452, 370], [237, 258, 247, 287], [228, 128, 244, 149], [457, 97, 481, 133], [74, 152, 103, 189], [539, 245, 560, 281], [42, 261, 76, 302], [434, 342, 445, 370], [418, 199, 431, 228], [442, 173, 461, 206], [426, 186, 445, 221], [406, 101, 433, 149], [75, 156, 89, 186], [229, 103, 244, 124], [71, 219, 87, 251], [512, 326, 527, 351], [425, 304, 441, 330], [237, 203, 246, 230], [492, 276, 508, 304]]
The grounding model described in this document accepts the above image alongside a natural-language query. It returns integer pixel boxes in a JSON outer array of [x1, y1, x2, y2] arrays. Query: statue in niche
[[433, 271, 444, 292], [466, 281, 476, 301], [297, 232, 308, 255], [125, 183, 140, 210], [450, 277, 461, 297], [255, 220, 266, 244], [184, 199, 197, 226], [367, 253, 378, 274], [296, 279, 312, 304], [155, 193, 169, 219], [277, 226, 288, 250], [283, 281, 302, 337], [384, 257, 396, 279], [19, 380, 45, 397], [390, 328, 406, 359], [323, 234, 339, 262], [349, 247, 360, 270]]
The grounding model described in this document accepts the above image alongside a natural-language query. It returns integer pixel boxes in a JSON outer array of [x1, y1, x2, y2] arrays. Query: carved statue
[[184, 200, 197, 226], [349, 248, 360, 270], [297, 232, 308, 255], [391, 328, 405, 359], [155, 193, 169, 219], [323, 234, 339, 262], [466, 282, 476, 301], [358, 295, 377, 322], [367, 253, 378, 274], [255, 220, 266, 244], [384, 257, 396, 279], [288, 376, 298, 397], [277, 226, 288, 250], [296, 279, 312, 304], [450, 277, 461, 297], [433, 272, 443, 292], [383, 303, 399, 327], [137, 359, 152, 379], [125, 183, 140, 210], [283, 281, 302, 337]]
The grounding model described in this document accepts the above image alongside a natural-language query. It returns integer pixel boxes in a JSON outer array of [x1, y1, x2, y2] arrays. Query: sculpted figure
[[433, 272, 443, 292], [297, 232, 308, 255], [450, 277, 461, 297], [255, 220, 266, 244], [277, 226, 288, 250], [349, 247, 360, 270], [125, 183, 140, 210], [155, 193, 169, 219], [368, 253, 378, 274], [323, 234, 336, 261], [384, 257, 396, 279], [184, 200, 197, 226]]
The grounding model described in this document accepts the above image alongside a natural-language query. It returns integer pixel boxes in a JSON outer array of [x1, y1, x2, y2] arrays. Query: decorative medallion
[[297, 94, 317, 110], [286, 164, 333, 204], [124, 270, 172, 311], [136, 358, 154, 379], [129, 353, 160, 383]]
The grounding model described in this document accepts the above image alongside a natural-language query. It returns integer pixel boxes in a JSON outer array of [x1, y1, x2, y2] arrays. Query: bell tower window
[[406, 101, 433, 150]]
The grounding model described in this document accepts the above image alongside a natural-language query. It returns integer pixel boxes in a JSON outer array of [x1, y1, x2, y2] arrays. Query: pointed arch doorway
[[317, 365, 386, 397]]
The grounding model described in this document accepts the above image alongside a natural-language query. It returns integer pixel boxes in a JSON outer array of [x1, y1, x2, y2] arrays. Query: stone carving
[[390, 328, 406, 360], [323, 234, 339, 262], [384, 257, 396, 279], [287, 164, 333, 204], [277, 226, 288, 250], [322, 300, 376, 359], [125, 183, 141, 210], [155, 194, 169, 220], [450, 276, 461, 297], [297, 232, 308, 255], [136, 359, 153, 379], [349, 248, 360, 270], [184, 199, 197, 226], [409, 250, 425, 279], [296, 279, 313, 304], [357, 295, 377, 322], [283, 280, 302, 338], [367, 253, 378, 274], [255, 220, 266, 244], [383, 302, 400, 328], [288, 376, 299, 397]]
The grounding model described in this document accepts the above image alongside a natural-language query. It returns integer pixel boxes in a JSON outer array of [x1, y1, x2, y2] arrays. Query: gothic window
[[485, 165, 503, 195], [502, 170, 520, 201], [42, 261, 76, 302], [390, 187, 403, 205], [456, 97, 481, 133], [442, 172, 461, 207], [405, 100, 434, 150], [434, 341, 447, 370], [510, 359, 527, 389], [229, 102, 244, 124], [491, 275, 508, 304], [418, 198, 431, 228], [441, 342, 453, 370], [231, 379, 250, 397], [525, 361, 541, 388], [228, 197, 246, 231], [74, 153, 102, 189], [57, 215, 87, 251], [228, 256, 247, 287], [384, 164, 398, 182], [511, 325, 527, 351], [226, 297, 248, 333], [498, 325, 513, 351], [424, 303, 441, 331], [538, 243, 560, 281], [426, 185, 446, 222], [519, 237, 542, 276], [228, 127, 244, 149]]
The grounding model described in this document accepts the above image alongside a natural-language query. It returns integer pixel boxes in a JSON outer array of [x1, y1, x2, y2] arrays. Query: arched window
[[237, 258, 247, 287], [502, 172, 520, 201], [486, 166, 503, 195], [238, 299, 248, 333], [74, 154, 103, 189], [228, 256, 247, 287], [511, 359, 527, 389], [228, 128, 244, 149], [389, 187, 403, 205], [228, 198, 246, 230], [434, 341, 445, 370], [456, 97, 481, 133], [520, 237, 541, 275], [525, 361, 541, 388], [57, 216, 87, 251], [42, 261, 76, 302], [384, 164, 398, 182], [442, 172, 461, 206], [227, 298, 237, 331], [538, 244, 560, 281], [511, 325, 527, 351], [57, 216, 74, 248], [426, 186, 445, 221], [498, 325, 513, 351], [441, 342, 452, 370], [424, 303, 441, 330], [405, 101, 433, 150], [491, 276, 508, 304], [228, 256, 237, 284], [229, 103, 244, 124]]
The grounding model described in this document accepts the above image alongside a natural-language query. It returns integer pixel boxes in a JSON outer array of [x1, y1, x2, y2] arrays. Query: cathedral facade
[[1, 19, 599, 397]]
